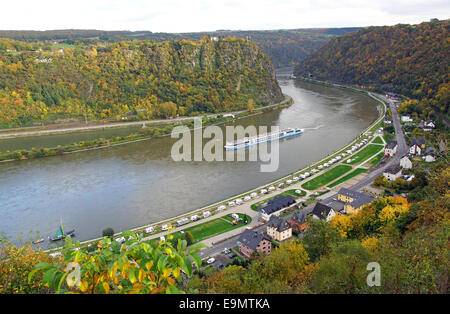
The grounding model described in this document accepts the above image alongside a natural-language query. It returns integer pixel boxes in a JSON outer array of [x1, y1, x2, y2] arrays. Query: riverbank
[[0, 96, 294, 163], [44, 80, 386, 253]]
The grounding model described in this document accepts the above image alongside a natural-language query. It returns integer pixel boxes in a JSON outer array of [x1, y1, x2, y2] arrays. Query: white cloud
[[0, 0, 448, 31]]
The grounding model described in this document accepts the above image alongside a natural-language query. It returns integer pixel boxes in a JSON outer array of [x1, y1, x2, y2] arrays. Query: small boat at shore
[[49, 220, 75, 242], [32, 238, 44, 244]]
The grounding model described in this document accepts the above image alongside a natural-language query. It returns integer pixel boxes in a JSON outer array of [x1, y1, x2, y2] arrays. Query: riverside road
[[197, 92, 408, 260]]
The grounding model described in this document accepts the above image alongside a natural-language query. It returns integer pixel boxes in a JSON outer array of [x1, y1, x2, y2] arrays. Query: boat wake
[[302, 124, 323, 131]]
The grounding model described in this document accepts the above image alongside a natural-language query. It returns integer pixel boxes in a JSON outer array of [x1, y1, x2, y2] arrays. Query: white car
[[244, 196, 251, 201], [304, 172, 310, 177], [161, 224, 169, 231], [191, 215, 199, 221], [235, 198, 243, 205], [286, 180, 292, 184], [260, 189, 268, 194], [160, 236, 165, 241], [217, 205, 226, 211], [268, 186, 276, 191], [145, 226, 155, 234], [278, 183, 284, 188], [293, 176, 299, 181], [207, 258, 215, 264], [250, 192, 258, 198], [300, 174, 306, 179], [317, 165, 323, 170], [228, 201, 235, 206]]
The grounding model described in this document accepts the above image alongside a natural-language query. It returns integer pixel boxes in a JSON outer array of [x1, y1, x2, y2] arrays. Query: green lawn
[[370, 151, 387, 166], [302, 165, 353, 190], [372, 136, 384, 144], [345, 144, 384, 165], [328, 168, 367, 188], [152, 214, 251, 245]]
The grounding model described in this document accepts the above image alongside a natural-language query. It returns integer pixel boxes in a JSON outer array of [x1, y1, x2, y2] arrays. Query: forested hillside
[[295, 20, 449, 116], [0, 28, 362, 68], [0, 37, 283, 128]]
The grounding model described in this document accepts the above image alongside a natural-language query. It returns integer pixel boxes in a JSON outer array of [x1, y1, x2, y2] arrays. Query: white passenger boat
[[224, 128, 304, 150]]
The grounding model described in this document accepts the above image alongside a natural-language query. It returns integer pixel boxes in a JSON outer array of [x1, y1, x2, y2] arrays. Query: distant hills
[[0, 27, 362, 68], [295, 19, 449, 116]]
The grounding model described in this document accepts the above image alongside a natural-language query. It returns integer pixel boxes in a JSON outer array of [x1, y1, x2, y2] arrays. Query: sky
[[1, 0, 449, 32]]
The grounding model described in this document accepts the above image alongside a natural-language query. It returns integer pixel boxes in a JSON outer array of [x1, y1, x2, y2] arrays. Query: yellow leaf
[[167, 277, 175, 285], [102, 281, 110, 294], [145, 261, 153, 271], [138, 268, 145, 283], [79, 279, 89, 293], [173, 267, 180, 279], [162, 268, 172, 278]]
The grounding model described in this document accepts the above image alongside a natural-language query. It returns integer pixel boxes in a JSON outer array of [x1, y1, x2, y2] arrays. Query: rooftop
[[238, 229, 268, 250], [267, 215, 291, 232], [311, 202, 333, 220], [384, 164, 402, 175]]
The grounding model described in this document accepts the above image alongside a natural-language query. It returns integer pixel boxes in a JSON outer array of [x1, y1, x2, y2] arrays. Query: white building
[[384, 140, 398, 156], [399, 155, 413, 169], [383, 165, 403, 181], [401, 116, 413, 122]]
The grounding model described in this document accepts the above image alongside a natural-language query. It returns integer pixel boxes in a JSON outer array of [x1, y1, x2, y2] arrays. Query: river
[[0, 69, 379, 247]]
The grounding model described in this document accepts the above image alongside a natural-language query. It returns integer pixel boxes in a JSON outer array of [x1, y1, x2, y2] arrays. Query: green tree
[[302, 217, 344, 262], [29, 230, 204, 294]]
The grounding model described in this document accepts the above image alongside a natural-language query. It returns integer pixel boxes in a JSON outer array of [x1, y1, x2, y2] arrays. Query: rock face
[[0, 37, 283, 126]]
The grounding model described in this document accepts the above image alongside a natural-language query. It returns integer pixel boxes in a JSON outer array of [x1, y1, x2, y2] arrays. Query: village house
[[409, 138, 426, 155], [290, 211, 309, 232], [238, 229, 272, 258], [401, 115, 413, 122], [266, 216, 292, 242], [311, 203, 336, 222], [337, 188, 375, 214], [383, 164, 403, 181], [420, 120, 435, 131], [399, 155, 413, 169], [384, 140, 398, 156], [384, 114, 393, 124], [423, 154, 436, 163], [259, 195, 296, 222]]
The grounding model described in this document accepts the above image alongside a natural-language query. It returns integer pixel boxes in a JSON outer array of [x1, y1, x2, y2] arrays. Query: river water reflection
[[0, 70, 379, 247]]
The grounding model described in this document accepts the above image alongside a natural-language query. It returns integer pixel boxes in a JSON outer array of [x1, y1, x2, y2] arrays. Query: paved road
[[198, 92, 409, 259], [0, 96, 292, 139], [350, 93, 408, 191]]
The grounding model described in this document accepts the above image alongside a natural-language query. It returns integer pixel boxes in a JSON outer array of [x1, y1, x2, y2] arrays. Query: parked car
[[207, 258, 215, 264], [145, 226, 155, 234]]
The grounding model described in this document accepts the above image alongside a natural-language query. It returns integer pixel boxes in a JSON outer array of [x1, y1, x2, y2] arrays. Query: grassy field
[[372, 136, 384, 144], [151, 213, 251, 245], [345, 144, 384, 165], [328, 168, 367, 188], [302, 165, 352, 190], [370, 151, 386, 166], [251, 189, 305, 211]]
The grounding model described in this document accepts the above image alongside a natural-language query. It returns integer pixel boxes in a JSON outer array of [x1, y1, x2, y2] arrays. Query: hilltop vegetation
[[0, 37, 282, 128], [295, 19, 449, 117], [0, 27, 361, 68]]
